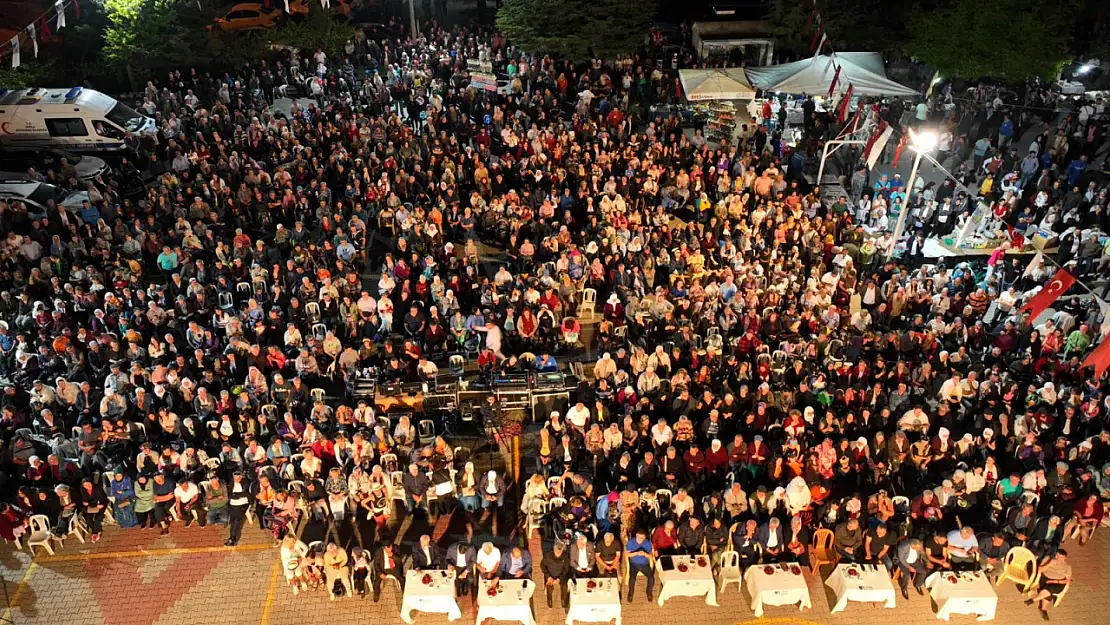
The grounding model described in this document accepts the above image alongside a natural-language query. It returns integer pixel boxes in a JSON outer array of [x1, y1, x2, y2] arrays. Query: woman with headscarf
[[784, 476, 812, 516], [109, 469, 138, 528]]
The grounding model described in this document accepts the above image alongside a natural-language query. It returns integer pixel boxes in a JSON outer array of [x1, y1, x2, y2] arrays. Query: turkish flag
[[1019, 268, 1076, 321], [1083, 337, 1110, 378]]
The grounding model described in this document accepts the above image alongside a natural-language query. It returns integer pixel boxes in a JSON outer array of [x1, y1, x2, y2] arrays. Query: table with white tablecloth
[[826, 563, 897, 613], [925, 571, 998, 621], [745, 564, 812, 617], [401, 569, 462, 624], [565, 578, 621, 625], [656, 555, 719, 606], [477, 579, 535, 625]]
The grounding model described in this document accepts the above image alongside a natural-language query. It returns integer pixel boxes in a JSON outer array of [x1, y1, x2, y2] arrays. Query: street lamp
[[886, 129, 937, 260]]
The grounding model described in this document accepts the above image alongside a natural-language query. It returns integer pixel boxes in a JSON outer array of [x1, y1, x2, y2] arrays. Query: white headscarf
[[785, 476, 811, 514]]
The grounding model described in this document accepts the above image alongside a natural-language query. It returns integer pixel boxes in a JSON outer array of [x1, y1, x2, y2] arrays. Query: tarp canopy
[[745, 52, 919, 98], [679, 68, 756, 101]]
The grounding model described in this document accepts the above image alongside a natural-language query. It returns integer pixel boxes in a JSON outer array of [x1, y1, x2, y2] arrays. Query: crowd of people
[[0, 10, 1108, 622]]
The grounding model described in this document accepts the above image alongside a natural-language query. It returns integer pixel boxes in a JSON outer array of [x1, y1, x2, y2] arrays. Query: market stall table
[[745, 563, 812, 617], [401, 569, 462, 624], [565, 577, 621, 625], [825, 563, 897, 613], [656, 555, 719, 606], [925, 571, 998, 621], [477, 579, 535, 625]]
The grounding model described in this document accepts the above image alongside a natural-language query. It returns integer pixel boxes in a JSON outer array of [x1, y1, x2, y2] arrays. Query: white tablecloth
[[925, 571, 998, 621], [656, 555, 719, 606], [565, 578, 621, 625], [401, 569, 462, 624], [477, 579, 535, 625], [826, 564, 897, 613], [745, 564, 812, 617]]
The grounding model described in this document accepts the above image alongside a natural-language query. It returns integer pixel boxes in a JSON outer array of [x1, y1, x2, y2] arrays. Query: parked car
[[0, 179, 89, 219], [0, 149, 110, 182], [209, 0, 349, 32]]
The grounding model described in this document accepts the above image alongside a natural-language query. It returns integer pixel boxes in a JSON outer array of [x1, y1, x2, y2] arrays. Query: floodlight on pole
[[885, 128, 937, 260]]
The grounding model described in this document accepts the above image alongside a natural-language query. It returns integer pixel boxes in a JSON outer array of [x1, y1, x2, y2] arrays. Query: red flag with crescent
[[1020, 268, 1075, 322], [1083, 336, 1110, 378]]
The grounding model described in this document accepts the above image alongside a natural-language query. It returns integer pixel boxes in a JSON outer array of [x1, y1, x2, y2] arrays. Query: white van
[[0, 87, 156, 152]]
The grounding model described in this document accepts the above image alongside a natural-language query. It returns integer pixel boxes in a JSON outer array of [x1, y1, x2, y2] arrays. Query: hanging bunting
[[55, 0, 67, 29], [838, 84, 853, 122], [27, 24, 37, 58], [40, 16, 52, 40], [284, 0, 290, 12], [10, 37, 20, 69], [827, 65, 841, 98], [810, 27, 823, 53], [822, 53, 836, 78], [811, 32, 827, 57], [320, 0, 330, 7], [73, 0, 79, 18], [1020, 268, 1076, 321]]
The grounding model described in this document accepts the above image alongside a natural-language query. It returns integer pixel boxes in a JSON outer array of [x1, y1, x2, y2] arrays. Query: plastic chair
[[525, 498, 547, 539], [418, 419, 435, 441], [312, 324, 328, 341], [26, 514, 54, 556], [218, 292, 234, 310], [717, 550, 742, 592], [390, 471, 407, 503], [810, 528, 839, 574], [305, 302, 321, 323], [237, 282, 251, 295], [547, 497, 567, 513], [449, 355, 465, 376], [55, 515, 87, 547], [547, 476, 562, 496], [655, 489, 673, 510], [380, 453, 399, 472], [580, 288, 597, 318], [996, 546, 1039, 593], [310, 388, 326, 403]]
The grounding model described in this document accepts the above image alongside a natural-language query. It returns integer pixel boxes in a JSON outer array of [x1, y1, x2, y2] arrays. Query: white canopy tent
[[679, 68, 756, 101], [745, 52, 919, 98]]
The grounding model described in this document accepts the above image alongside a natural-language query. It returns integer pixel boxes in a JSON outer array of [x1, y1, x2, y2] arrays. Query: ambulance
[[0, 87, 156, 152]]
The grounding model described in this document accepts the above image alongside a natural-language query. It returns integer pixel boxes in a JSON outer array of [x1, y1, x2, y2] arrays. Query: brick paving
[[2, 517, 1107, 625]]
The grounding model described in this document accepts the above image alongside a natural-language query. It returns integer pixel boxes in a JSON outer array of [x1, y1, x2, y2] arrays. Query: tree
[[103, 0, 194, 86], [766, 0, 912, 60], [496, 0, 658, 62], [905, 0, 1076, 81]]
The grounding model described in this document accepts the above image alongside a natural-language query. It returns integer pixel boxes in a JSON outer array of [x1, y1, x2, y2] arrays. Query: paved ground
[[2, 512, 1108, 625]]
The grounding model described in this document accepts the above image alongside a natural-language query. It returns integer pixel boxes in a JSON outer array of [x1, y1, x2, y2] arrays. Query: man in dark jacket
[[402, 463, 430, 514], [541, 541, 572, 609], [445, 542, 477, 596], [678, 516, 706, 555]]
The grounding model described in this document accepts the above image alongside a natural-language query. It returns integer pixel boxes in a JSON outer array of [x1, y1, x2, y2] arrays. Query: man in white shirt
[[174, 480, 203, 527], [476, 542, 501, 579], [566, 402, 590, 432]]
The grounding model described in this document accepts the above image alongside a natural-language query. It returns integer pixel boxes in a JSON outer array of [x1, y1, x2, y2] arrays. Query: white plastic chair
[[390, 471, 407, 503], [312, 324, 328, 341], [380, 453, 399, 472], [305, 302, 321, 323], [418, 419, 435, 440], [310, 388, 326, 403], [717, 550, 743, 592], [547, 497, 567, 513], [525, 498, 547, 538], [547, 476, 562, 496], [26, 514, 54, 556], [54, 515, 87, 547], [580, 288, 598, 318]]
